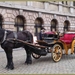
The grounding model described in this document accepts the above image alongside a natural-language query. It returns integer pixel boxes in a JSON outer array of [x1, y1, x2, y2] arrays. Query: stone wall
[[1, 7, 75, 34], [0, 1, 75, 35]]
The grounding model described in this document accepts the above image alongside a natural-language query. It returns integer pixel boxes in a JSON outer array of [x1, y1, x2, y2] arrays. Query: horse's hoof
[[5, 66, 9, 70], [5, 66, 14, 70], [10, 66, 14, 70], [25, 61, 32, 64], [5, 65, 14, 70]]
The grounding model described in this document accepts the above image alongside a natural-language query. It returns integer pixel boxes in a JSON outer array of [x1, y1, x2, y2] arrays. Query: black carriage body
[[42, 31, 58, 43]]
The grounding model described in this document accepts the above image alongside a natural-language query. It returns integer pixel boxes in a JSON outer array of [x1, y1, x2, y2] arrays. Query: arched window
[[15, 15, 25, 31], [64, 20, 70, 32], [62, 1, 64, 4], [35, 17, 44, 25], [62, 1, 68, 5], [34, 17, 44, 40], [73, 1, 75, 6], [51, 19, 58, 32]]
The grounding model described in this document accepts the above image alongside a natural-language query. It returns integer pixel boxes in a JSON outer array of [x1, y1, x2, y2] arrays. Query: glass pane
[[73, 1, 75, 6], [52, 28, 55, 32], [19, 27, 23, 31], [15, 16, 24, 26]]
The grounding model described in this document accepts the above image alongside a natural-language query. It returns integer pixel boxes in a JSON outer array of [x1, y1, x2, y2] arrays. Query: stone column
[[27, 1, 32, 6], [58, 2, 62, 12], [70, 1, 74, 13], [44, 2, 49, 10]]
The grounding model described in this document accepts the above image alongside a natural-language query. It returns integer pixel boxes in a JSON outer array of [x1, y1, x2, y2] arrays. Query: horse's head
[[0, 28, 5, 43]]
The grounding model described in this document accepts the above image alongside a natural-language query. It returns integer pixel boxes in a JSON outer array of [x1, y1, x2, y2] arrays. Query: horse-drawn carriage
[[9, 30, 75, 62], [1, 28, 75, 70]]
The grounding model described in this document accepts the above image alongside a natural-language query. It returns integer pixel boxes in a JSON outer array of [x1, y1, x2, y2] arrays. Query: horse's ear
[[0, 27, 3, 29], [0, 27, 2, 29], [0, 28, 5, 31], [0, 28, 2, 31]]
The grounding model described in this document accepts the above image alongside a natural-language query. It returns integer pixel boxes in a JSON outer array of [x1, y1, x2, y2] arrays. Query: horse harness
[[1, 30, 32, 46], [13, 31, 17, 39], [0, 30, 18, 44]]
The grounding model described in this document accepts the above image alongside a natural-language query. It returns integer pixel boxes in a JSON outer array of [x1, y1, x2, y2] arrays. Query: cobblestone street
[[0, 47, 75, 74]]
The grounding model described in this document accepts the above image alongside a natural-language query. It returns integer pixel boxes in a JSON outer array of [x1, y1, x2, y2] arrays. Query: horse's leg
[[24, 45, 32, 64], [4, 48, 14, 70]]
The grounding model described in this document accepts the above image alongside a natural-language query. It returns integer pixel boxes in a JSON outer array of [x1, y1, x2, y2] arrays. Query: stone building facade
[[0, 1, 75, 35]]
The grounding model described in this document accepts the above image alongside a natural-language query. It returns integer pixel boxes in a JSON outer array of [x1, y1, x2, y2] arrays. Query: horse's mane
[[0, 28, 33, 41]]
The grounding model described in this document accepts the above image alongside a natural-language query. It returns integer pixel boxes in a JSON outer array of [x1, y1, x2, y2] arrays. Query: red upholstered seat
[[60, 34, 73, 44]]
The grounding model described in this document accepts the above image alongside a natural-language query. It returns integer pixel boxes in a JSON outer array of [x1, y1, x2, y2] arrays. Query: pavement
[[0, 46, 75, 74]]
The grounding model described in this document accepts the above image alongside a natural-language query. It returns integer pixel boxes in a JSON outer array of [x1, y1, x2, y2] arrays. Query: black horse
[[0, 28, 33, 70]]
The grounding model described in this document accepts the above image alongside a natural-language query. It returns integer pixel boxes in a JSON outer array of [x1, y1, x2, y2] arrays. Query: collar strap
[[1, 31, 7, 43]]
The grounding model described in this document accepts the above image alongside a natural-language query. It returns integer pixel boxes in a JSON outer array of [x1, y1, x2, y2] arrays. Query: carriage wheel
[[32, 53, 41, 59], [52, 44, 62, 62]]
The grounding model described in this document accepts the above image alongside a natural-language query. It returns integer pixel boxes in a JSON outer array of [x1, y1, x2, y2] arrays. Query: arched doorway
[[15, 15, 25, 31], [51, 19, 58, 32], [34, 17, 44, 40], [64, 20, 70, 32], [0, 14, 3, 28]]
